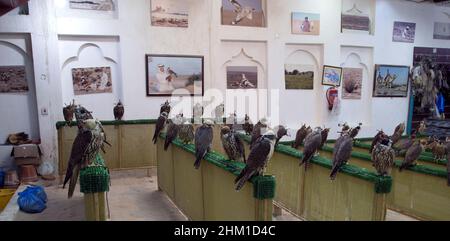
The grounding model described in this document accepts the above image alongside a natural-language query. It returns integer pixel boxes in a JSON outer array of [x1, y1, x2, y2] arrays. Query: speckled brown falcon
[[220, 126, 246, 163], [300, 128, 322, 170], [113, 100, 125, 121], [179, 120, 195, 145], [370, 130, 388, 154], [250, 118, 268, 149], [164, 114, 184, 151], [372, 138, 395, 176], [399, 140, 427, 172], [292, 124, 307, 149], [330, 133, 353, 180], [63, 119, 105, 199]]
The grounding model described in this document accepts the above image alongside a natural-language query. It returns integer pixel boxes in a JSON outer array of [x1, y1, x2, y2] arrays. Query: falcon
[[399, 140, 427, 172], [391, 122, 406, 145], [418, 121, 427, 135], [330, 133, 353, 180], [250, 118, 269, 149], [74, 105, 94, 130], [372, 137, 395, 176], [300, 128, 322, 170], [393, 131, 416, 156], [179, 120, 195, 145], [63, 100, 76, 126], [113, 100, 125, 121], [430, 139, 447, 161], [349, 123, 363, 139], [220, 126, 246, 163], [319, 128, 331, 149], [194, 120, 214, 169], [235, 130, 276, 191], [370, 130, 388, 154], [167, 67, 178, 78], [292, 125, 307, 149], [153, 112, 168, 144], [164, 114, 184, 151], [226, 112, 238, 129], [63, 119, 105, 199], [274, 125, 289, 146], [338, 122, 351, 136], [243, 114, 254, 135], [160, 100, 171, 115]]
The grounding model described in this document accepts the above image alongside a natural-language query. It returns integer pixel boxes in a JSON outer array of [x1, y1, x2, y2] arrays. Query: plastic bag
[[37, 162, 54, 176], [17, 186, 47, 214]]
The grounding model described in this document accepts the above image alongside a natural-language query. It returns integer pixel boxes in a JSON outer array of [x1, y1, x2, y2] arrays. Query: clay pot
[[19, 165, 39, 183]]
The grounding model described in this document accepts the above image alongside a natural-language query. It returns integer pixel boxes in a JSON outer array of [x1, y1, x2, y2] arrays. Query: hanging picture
[[433, 22, 450, 40], [292, 12, 320, 35], [151, 0, 189, 28], [69, 0, 115, 11], [285, 64, 314, 90], [227, 66, 258, 89], [341, 2, 371, 32], [221, 0, 265, 27], [322, 65, 343, 87], [373, 65, 410, 98], [146, 54, 204, 97], [0, 66, 28, 93], [72, 67, 113, 95], [342, 67, 363, 99], [393, 21, 416, 43]]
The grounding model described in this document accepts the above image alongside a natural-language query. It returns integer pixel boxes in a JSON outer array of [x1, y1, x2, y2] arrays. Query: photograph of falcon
[[113, 100, 124, 121], [235, 130, 276, 191], [220, 126, 246, 163], [194, 120, 214, 169], [63, 119, 106, 199]]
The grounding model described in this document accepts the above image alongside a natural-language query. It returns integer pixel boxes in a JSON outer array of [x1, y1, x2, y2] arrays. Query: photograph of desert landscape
[[227, 66, 258, 89], [292, 12, 320, 35], [221, 0, 265, 27], [341, 14, 370, 32], [285, 64, 315, 90], [151, 0, 189, 28], [69, 0, 115, 11], [72, 67, 113, 95], [0, 66, 28, 93], [342, 67, 363, 99], [146, 55, 203, 96]]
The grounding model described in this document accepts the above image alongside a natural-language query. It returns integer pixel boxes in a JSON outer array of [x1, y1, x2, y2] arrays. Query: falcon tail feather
[[68, 165, 80, 199], [235, 167, 254, 191], [194, 150, 207, 169], [330, 166, 340, 180]]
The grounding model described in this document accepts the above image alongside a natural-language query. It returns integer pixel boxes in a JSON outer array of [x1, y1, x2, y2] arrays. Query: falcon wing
[[235, 134, 246, 163]]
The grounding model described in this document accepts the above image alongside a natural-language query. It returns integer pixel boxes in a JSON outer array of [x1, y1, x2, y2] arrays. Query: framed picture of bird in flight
[[221, 0, 266, 27], [373, 65, 410, 98], [146, 54, 204, 97]]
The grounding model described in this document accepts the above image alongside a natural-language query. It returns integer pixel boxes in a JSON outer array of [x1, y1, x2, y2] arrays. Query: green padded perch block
[[80, 156, 110, 194], [252, 175, 276, 200], [374, 176, 393, 194]]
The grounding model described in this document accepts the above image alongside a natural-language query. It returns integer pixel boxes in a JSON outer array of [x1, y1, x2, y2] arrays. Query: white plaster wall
[[1, 0, 450, 170]]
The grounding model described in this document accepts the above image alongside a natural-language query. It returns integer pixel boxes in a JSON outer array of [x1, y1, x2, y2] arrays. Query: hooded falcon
[[160, 100, 171, 115], [220, 126, 246, 163], [330, 133, 353, 180], [250, 118, 269, 149], [63, 119, 105, 199], [292, 125, 307, 149], [179, 120, 195, 144], [372, 137, 395, 176], [300, 128, 322, 170], [194, 120, 214, 169], [164, 114, 184, 151], [113, 101, 125, 121], [63, 100, 76, 126], [399, 140, 427, 172], [370, 130, 388, 154], [319, 128, 331, 149], [274, 125, 289, 146], [153, 112, 169, 144], [235, 130, 276, 191], [243, 114, 254, 135]]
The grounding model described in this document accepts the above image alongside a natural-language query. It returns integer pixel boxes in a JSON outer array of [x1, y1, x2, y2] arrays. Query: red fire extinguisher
[[326, 86, 338, 111]]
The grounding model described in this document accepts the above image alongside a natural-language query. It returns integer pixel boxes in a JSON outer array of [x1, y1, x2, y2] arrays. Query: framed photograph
[[285, 64, 314, 90], [146, 54, 204, 97], [322, 65, 343, 87], [0, 66, 28, 93], [227, 66, 258, 89], [292, 12, 320, 35], [151, 0, 189, 28], [72, 67, 113, 95], [69, 0, 115, 11], [342, 67, 363, 99], [393, 21, 416, 43], [373, 65, 410, 98], [433, 22, 450, 40], [221, 0, 265, 27]]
